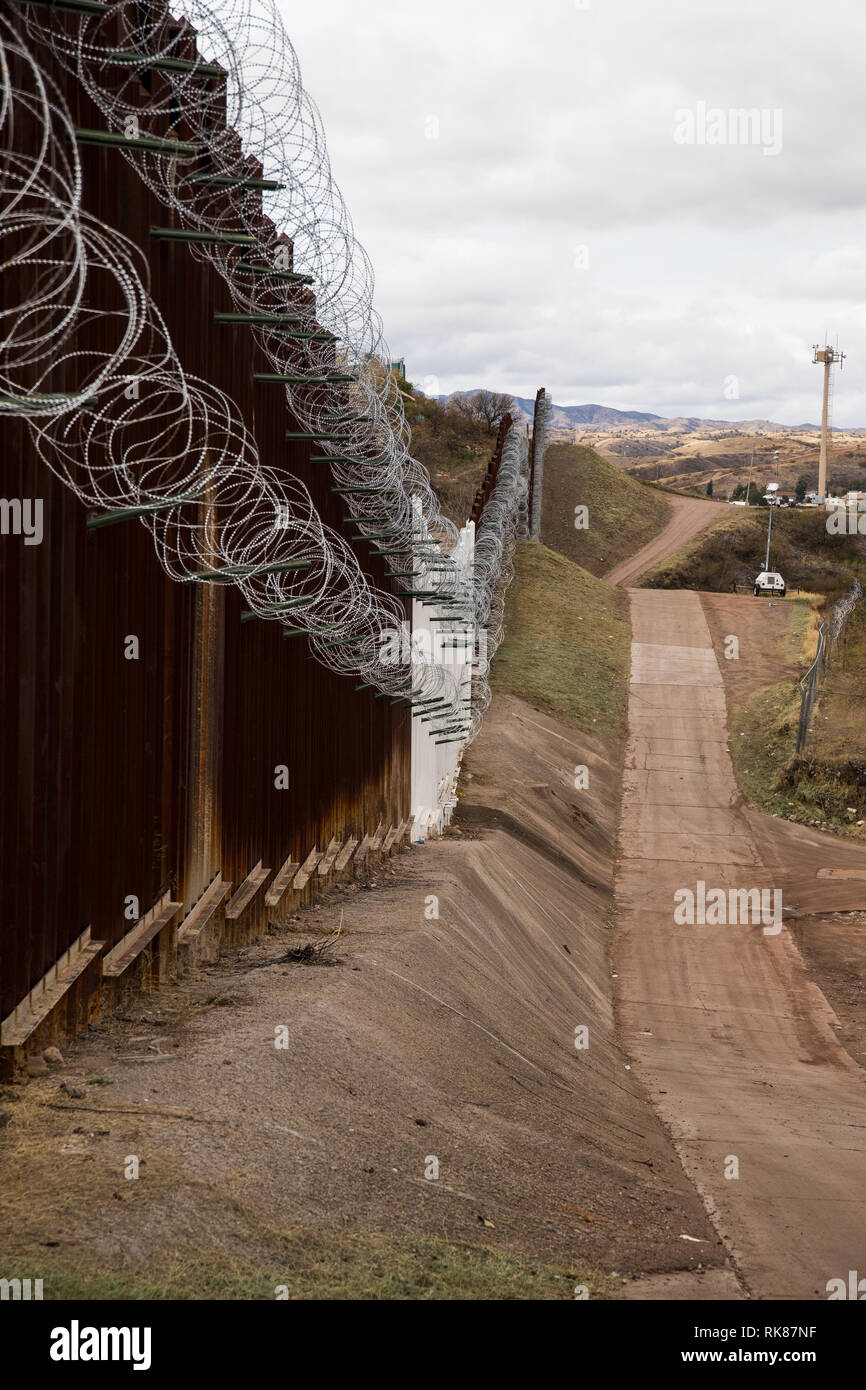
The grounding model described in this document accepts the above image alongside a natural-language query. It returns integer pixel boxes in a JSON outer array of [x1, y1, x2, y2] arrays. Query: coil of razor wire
[[9, 0, 531, 733], [464, 424, 528, 739], [18, 0, 459, 592], [1, 11, 417, 703], [529, 387, 552, 542]]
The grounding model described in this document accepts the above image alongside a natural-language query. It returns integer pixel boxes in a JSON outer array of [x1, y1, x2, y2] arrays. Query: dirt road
[[604, 496, 727, 588], [615, 588, 866, 1299]]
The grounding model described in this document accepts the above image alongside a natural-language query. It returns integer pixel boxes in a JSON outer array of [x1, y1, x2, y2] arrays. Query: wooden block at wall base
[[1, 928, 105, 1047], [317, 837, 343, 876], [292, 847, 324, 891], [177, 876, 231, 944], [333, 838, 359, 872], [102, 895, 182, 979], [225, 862, 271, 920], [265, 854, 301, 907], [353, 834, 374, 866]]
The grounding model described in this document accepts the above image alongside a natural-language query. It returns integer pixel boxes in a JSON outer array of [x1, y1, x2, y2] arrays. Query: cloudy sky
[[278, 0, 866, 425]]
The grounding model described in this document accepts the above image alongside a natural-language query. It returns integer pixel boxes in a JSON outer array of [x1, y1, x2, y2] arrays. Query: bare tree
[[460, 390, 517, 436]]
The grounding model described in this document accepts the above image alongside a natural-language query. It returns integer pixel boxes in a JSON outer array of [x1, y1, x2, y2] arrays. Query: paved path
[[604, 496, 727, 588], [615, 588, 866, 1299]]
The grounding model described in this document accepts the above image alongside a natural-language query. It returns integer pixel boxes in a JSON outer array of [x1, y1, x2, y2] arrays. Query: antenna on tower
[[813, 342, 846, 501]]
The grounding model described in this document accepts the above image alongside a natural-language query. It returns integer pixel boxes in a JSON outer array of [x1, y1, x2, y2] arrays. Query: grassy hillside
[[731, 600, 866, 838], [0, 1227, 607, 1301], [491, 541, 631, 739], [427, 452, 490, 526], [540, 444, 673, 576], [407, 389, 503, 526], [641, 507, 866, 597]]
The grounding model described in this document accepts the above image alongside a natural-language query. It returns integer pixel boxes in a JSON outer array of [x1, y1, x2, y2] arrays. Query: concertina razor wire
[[3, 0, 529, 742]]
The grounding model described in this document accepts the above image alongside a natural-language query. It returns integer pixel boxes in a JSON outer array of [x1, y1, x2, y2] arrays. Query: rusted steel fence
[[0, 15, 410, 1052], [470, 415, 513, 526]]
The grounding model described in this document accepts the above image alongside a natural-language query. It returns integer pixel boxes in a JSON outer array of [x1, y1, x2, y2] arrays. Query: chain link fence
[[796, 580, 862, 752]]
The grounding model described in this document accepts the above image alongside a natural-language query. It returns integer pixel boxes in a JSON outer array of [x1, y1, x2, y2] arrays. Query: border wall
[[1, 7, 411, 1058], [0, 3, 535, 1065]]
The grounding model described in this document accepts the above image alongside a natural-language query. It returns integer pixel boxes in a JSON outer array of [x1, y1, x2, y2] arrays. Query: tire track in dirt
[[614, 588, 866, 1299], [604, 496, 727, 588]]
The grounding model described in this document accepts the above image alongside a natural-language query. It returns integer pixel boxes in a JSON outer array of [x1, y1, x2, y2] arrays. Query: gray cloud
[[278, 0, 866, 425]]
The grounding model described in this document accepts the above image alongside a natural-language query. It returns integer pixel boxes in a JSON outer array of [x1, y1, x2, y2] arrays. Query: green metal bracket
[[215, 312, 301, 325], [286, 433, 353, 442], [192, 558, 311, 581], [16, 0, 107, 15], [332, 486, 390, 496], [189, 173, 283, 189], [103, 50, 226, 78], [241, 598, 308, 622], [75, 127, 198, 156], [0, 392, 97, 412], [151, 226, 254, 245], [86, 496, 201, 531], [235, 262, 313, 284]]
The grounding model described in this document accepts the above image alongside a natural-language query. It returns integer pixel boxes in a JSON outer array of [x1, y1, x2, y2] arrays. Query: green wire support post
[[151, 227, 255, 245], [286, 432, 353, 442], [0, 392, 97, 412], [215, 312, 301, 326], [236, 262, 314, 284], [191, 558, 312, 581], [241, 598, 308, 623], [15, 0, 108, 14], [103, 51, 226, 78], [332, 486, 391, 496], [86, 496, 202, 531], [75, 128, 199, 157], [189, 173, 283, 190]]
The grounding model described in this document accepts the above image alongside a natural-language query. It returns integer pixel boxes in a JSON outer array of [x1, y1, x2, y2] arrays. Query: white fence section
[[407, 420, 528, 840], [410, 519, 476, 840]]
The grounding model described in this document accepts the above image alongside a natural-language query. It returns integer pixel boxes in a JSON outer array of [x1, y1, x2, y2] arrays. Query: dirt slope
[[540, 444, 673, 577], [0, 695, 727, 1299]]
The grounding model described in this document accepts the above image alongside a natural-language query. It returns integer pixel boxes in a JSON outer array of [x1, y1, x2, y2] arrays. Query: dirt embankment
[[540, 444, 674, 578], [0, 694, 727, 1300]]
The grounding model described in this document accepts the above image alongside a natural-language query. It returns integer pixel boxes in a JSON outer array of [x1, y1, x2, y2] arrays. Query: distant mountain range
[[437, 390, 863, 437]]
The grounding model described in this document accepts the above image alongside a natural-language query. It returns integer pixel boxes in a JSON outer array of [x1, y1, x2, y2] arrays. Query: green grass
[[729, 680, 802, 820], [0, 1228, 612, 1301], [729, 601, 866, 838], [492, 541, 631, 738], [781, 594, 822, 666], [428, 448, 491, 527], [540, 444, 673, 576]]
